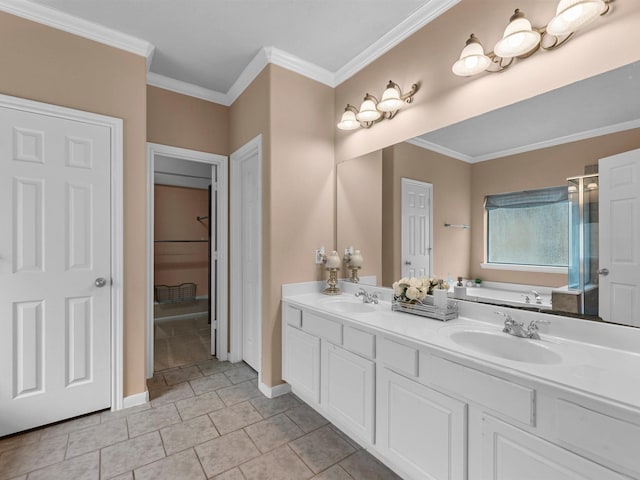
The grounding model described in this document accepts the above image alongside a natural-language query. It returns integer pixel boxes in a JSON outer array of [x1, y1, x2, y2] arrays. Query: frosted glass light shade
[[325, 251, 341, 269], [452, 35, 491, 76], [547, 0, 606, 36], [494, 11, 541, 58], [350, 250, 364, 268], [377, 86, 405, 112], [337, 109, 360, 130], [356, 98, 382, 122]]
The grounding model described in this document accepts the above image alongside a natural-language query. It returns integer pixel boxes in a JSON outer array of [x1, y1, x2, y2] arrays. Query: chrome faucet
[[496, 311, 550, 339], [529, 290, 542, 304], [355, 288, 378, 304], [526, 318, 551, 339]]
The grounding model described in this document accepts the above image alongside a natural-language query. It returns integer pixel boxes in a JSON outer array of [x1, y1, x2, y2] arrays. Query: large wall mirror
[[337, 61, 640, 327]]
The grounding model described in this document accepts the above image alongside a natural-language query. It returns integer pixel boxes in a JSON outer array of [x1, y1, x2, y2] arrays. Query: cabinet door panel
[[479, 414, 631, 480], [321, 342, 374, 444], [377, 368, 467, 480], [284, 326, 320, 405]]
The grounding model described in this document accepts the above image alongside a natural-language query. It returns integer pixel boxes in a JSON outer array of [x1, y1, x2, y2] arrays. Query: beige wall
[[334, 0, 640, 162], [337, 151, 383, 283], [230, 65, 335, 387], [470, 128, 640, 287], [154, 185, 210, 297], [267, 66, 335, 387], [147, 86, 229, 155], [383, 142, 471, 285], [0, 12, 148, 397]]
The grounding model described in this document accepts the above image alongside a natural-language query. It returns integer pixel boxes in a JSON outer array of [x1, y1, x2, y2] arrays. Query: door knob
[[598, 268, 610, 276], [404, 261, 412, 265], [95, 277, 107, 288]]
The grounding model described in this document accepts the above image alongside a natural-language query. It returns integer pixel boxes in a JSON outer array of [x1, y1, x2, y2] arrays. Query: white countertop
[[282, 284, 640, 413]]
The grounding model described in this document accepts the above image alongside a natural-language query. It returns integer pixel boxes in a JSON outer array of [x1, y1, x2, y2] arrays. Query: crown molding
[[406, 137, 474, 163], [408, 118, 640, 164], [266, 47, 335, 87], [334, 0, 461, 86], [0, 0, 154, 62], [471, 118, 640, 163], [147, 72, 229, 106], [226, 48, 270, 105]]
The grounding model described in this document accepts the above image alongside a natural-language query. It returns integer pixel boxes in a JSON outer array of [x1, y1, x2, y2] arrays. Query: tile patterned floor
[[154, 316, 212, 371], [0, 359, 402, 480]]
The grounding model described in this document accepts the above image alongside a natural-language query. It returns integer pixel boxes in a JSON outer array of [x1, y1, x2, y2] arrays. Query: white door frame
[[0, 93, 125, 410], [401, 177, 434, 278], [229, 135, 262, 373], [146, 143, 229, 377]]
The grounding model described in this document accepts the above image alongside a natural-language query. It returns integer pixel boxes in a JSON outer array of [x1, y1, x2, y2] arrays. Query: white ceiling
[[412, 61, 640, 162], [17, 0, 452, 96]]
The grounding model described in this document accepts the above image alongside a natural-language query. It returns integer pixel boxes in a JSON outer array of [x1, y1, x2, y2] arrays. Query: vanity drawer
[[302, 311, 342, 345], [379, 337, 418, 377], [284, 305, 302, 328], [428, 355, 535, 426], [556, 399, 640, 474], [343, 326, 375, 359]]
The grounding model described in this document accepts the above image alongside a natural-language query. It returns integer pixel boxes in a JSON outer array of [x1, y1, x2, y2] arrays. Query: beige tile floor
[[0, 359, 402, 480], [154, 315, 212, 371]]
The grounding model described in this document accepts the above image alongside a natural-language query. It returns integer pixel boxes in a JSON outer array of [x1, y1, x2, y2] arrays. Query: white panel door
[[0, 106, 111, 436], [240, 151, 260, 371], [599, 149, 640, 326], [401, 178, 432, 279]]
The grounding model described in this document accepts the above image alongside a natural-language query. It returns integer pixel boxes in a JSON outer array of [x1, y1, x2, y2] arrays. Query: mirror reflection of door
[[599, 148, 640, 326], [401, 178, 433, 279]]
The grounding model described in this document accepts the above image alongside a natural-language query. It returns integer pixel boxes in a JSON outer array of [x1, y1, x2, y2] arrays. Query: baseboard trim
[[259, 381, 291, 399], [122, 390, 149, 409]]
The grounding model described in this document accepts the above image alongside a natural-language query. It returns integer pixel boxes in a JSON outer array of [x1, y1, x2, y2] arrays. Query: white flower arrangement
[[392, 276, 450, 303]]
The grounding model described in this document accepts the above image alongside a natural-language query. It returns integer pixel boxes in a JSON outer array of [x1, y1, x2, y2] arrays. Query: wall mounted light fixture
[[337, 80, 418, 130], [452, 0, 611, 77]]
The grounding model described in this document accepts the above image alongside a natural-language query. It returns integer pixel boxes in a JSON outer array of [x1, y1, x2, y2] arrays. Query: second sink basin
[[320, 299, 377, 314], [441, 326, 563, 365]]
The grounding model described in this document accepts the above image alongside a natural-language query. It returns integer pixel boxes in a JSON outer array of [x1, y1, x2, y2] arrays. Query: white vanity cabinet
[[377, 366, 467, 480], [283, 324, 320, 405], [321, 341, 375, 444], [281, 296, 640, 480], [473, 413, 632, 480], [281, 301, 376, 444]]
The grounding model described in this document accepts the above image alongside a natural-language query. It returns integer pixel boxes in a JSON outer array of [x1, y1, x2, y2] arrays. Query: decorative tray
[[391, 295, 458, 321]]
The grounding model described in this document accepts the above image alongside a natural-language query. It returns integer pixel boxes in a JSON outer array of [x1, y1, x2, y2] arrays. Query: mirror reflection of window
[[485, 186, 569, 268]]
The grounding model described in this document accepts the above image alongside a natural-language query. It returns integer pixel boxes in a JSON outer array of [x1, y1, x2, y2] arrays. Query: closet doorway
[[146, 144, 228, 377]]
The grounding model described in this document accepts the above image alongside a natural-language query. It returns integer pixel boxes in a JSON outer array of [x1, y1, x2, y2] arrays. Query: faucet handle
[[528, 319, 550, 329], [495, 311, 513, 322]]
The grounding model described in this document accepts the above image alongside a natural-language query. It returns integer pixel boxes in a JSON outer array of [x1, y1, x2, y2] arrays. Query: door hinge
[[212, 320, 218, 329]]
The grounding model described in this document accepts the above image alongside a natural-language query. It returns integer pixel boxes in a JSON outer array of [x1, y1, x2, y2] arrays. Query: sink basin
[[443, 328, 563, 365], [320, 300, 377, 314]]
